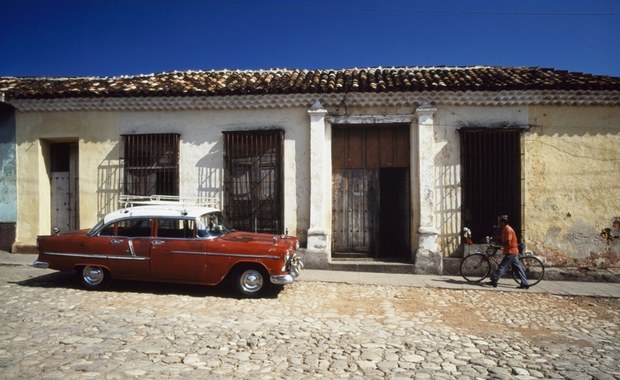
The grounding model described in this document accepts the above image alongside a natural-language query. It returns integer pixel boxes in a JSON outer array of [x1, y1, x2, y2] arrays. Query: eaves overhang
[[6, 90, 620, 112]]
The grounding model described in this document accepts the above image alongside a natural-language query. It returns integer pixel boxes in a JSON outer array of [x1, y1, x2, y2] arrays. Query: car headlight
[[282, 251, 291, 272]]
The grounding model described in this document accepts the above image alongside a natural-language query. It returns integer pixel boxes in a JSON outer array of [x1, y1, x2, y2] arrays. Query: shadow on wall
[[196, 139, 224, 207], [96, 139, 226, 218], [97, 142, 122, 219], [435, 161, 462, 258]]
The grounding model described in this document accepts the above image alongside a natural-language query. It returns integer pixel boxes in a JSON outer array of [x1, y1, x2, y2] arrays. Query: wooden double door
[[331, 125, 410, 260]]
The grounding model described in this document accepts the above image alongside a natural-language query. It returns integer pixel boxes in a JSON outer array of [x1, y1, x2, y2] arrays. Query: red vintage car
[[34, 198, 303, 297]]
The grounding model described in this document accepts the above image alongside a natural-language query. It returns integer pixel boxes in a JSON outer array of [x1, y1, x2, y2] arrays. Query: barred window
[[122, 134, 180, 196], [460, 128, 522, 241], [223, 130, 283, 234]]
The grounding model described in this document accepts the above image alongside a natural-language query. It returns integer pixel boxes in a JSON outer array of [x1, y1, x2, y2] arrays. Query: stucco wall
[[433, 106, 528, 257], [14, 107, 310, 249], [431, 104, 620, 267], [0, 104, 16, 222], [525, 106, 620, 268], [12, 101, 620, 268], [15, 111, 118, 249], [128, 107, 310, 241]]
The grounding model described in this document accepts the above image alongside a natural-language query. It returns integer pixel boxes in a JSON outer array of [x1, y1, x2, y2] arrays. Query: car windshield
[[197, 212, 233, 237], [89, 220, 105, 236]]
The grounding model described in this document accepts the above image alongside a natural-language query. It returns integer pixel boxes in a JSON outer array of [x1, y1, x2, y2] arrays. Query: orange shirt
[[502, 225, 519, 254]]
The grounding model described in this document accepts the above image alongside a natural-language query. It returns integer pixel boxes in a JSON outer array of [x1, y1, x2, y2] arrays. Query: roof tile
[[1, 66, 619, 100]]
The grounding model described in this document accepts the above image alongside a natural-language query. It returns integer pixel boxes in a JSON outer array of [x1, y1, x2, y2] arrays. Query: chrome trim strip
[[108, 256, 150, 261], [33, 260, 49, 269], [171, 251, 208, 256], [204, 252, 280, 260], [43, 252, 149, 261], [46, 252, 108, 259], [45, 250, 279, 260], [128, 240, 136, 256]]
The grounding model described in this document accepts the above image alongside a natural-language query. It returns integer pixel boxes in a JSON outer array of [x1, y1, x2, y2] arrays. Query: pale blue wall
[[0, 103, 16, 222]]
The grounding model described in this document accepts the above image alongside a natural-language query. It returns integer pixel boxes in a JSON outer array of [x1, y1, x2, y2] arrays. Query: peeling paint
[[524, 105, 620, 268]]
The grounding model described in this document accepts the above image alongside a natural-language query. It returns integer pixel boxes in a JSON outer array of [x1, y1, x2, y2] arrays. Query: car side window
[[157, 218, 195, 238], [116, 218, 153, 237], [99, 223, 116, 236], [197, 212, 231, 237]]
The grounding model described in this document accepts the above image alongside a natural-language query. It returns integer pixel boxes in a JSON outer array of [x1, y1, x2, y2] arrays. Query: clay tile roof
[[1, 66, 619, 100]]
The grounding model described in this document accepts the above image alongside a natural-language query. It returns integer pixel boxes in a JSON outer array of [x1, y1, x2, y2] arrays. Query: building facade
[[1, 67, 619, 273]]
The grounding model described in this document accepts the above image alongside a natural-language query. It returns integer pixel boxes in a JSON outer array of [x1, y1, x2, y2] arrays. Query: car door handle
[[151, 240, 165, 246], [111, 239, 124, 244]]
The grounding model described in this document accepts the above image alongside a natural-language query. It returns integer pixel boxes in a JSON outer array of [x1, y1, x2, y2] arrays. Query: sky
[[1, 0, 619, 78]]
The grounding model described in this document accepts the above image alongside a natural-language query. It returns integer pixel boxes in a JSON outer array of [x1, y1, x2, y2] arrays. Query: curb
[[2, 252, 619, 298]]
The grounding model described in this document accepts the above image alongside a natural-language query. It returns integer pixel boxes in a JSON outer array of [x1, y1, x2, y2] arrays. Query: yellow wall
[[14, 111, 119, 250], [433, 105, 529, 257], [525, 106, 620, 267], [432, 104, 619, 268]]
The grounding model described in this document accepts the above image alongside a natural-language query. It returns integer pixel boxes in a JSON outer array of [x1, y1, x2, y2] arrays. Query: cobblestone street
[[1, 265, 619, 379]]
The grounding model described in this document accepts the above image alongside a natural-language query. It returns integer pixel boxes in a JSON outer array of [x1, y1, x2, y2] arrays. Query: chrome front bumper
[[33, 260, 49, 269], [288, 256, 304, 278], [270, 274, 295, 285], [272, 256, 304, 285]]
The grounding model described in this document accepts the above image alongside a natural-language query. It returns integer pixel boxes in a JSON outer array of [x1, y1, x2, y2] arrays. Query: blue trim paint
[[0, 103, 16, 222]]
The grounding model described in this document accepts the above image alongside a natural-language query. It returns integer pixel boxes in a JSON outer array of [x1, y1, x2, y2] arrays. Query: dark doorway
[[460, 128, 522, 242], [379, 168, 410, 259], [50, 142, 78, 232]]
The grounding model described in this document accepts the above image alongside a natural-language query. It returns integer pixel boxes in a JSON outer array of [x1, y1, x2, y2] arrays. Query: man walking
[[488, 215, 530, 289]]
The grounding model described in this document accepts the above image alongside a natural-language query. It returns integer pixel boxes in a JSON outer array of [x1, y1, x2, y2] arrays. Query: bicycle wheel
[[460, 253, 491, 282], [513, 255, 545, 286]]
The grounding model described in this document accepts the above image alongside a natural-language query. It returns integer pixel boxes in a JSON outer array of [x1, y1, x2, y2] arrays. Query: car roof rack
[[119, 194, 220, 209]]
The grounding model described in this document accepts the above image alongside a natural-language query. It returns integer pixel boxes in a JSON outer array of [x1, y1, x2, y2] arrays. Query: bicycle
[[460, 237, 545, 286]]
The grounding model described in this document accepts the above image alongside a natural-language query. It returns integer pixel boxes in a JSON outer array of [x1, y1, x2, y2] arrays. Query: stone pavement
[[2, 251, 618, 298], [1, 251, 619, 379]]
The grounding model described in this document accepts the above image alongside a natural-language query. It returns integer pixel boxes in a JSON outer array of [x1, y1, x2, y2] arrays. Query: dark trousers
[[491, 254, 529, 285]]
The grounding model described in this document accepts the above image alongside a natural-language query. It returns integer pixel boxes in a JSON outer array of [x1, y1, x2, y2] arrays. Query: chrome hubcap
[[240, 270, 263, 293], [83, 266, 104, 286]]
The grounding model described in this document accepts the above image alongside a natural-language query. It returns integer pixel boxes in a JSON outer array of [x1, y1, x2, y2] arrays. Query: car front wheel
[[234, 267, 269, 297], [80, 265, 110, 290]]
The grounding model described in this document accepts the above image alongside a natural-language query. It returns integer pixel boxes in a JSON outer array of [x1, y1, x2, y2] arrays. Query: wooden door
[[50, 142, 78, 233], [331, 124, 410, 258], [332, 169, 378, 254], [51, 172, 71, 232]]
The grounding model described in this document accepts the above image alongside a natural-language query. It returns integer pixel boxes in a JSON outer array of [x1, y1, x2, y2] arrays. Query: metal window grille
[[223, 130, 284, 233], [121, 134, 180, 196], [460, 128, 522, 241]]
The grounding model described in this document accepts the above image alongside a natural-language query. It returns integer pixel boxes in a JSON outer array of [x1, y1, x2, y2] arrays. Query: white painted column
[[413, 103, 442, 274], [306, 99, 330, 267]]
